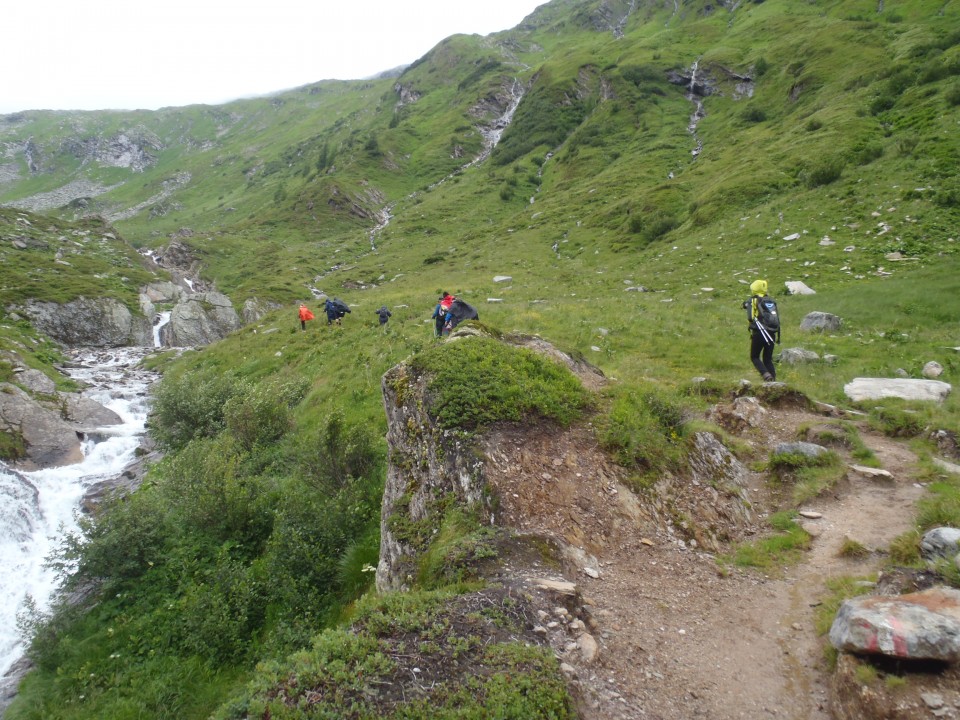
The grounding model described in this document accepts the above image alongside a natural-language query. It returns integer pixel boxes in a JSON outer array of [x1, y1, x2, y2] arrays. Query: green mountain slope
[[4, 1, 960, 718]]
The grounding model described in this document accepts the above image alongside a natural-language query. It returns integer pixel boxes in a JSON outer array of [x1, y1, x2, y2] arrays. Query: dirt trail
[[578, 417, 926, 720], [490, 406, 930, 719]]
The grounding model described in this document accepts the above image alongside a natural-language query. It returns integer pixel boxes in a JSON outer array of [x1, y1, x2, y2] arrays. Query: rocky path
[[527, 410, 929, 719]]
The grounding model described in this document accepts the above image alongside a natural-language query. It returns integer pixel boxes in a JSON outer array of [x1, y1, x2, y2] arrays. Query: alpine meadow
[[2, 1, 960, 718]]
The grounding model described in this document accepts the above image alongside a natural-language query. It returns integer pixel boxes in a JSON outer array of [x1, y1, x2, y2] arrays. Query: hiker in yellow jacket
[[742, 279, 780, 382]]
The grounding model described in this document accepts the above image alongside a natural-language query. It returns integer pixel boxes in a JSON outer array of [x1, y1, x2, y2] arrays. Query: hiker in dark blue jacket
[[375, 306, 392, 327], [325, 299, 338, 325]]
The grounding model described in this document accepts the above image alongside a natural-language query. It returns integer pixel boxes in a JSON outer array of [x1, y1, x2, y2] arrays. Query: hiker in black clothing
[[742, 279, 780, 381], [375, 305, 392, 327]]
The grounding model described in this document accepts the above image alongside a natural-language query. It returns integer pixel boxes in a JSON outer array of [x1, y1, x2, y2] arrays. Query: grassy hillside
[[4, 0, 960, 717]]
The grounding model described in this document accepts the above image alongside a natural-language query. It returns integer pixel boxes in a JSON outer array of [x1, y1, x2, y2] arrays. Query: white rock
[[844, 378, 952, 403], [583, 567, 600, 579], [486, 298, 503, 303], [783, 232, 801, 241], [923, 361, 944, 379], [785, 280, 816, 295], [850, 465, 894, 479], [493, 275, 513, 283]]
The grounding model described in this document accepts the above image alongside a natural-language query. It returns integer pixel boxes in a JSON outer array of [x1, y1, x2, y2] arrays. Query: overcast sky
[[2, 0, 547, 114]]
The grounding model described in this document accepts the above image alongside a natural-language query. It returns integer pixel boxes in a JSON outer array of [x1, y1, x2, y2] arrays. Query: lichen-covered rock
[[376, 362, 493, 592]]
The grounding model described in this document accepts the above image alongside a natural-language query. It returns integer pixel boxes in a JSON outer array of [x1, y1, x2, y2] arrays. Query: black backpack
[[753, 295, 780, 343]]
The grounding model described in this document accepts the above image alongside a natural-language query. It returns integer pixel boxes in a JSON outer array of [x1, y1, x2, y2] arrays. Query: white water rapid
[[153, 311, 171, 348], [0, 347, 157, 678]]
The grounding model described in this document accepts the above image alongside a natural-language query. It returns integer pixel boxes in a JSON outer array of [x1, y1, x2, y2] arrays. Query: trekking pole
[[756, 323, 774, 345]]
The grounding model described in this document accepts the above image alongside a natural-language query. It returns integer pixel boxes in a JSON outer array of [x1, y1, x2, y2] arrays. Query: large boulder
[[165, 291, 241, 346], [17, 298, 151, 347], [0, 383, 121, 469], [844, 378, 952, 403], [800, 312, 842, 332], [829, 587, 960, 662]]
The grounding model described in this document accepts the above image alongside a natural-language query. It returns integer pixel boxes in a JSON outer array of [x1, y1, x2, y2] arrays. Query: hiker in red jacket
[[298, 303, 314, 331]]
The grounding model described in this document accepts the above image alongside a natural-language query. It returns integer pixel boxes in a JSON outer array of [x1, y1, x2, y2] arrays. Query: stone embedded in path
[[844, 377, 952, 403], [920, 528, 960, 562], [829, 586, 960, 662], [849, 465, 894, 480], [577, 632, 600, 663], [532, 578, 578, 596], [800, 311, 842, 333]]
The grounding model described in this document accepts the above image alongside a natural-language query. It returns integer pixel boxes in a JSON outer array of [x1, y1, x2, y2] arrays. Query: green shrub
[[150, 369, 244, 450], [0, 428, 26, 461], [156, 435, 277, 545], [284, 410, 382, 491], [741, 106, 767, 123], [223, 377, 307, 451], [868, 406, 925, 438], [598, 384, 688, 476], [805, 159, 844, 187], [411, 337, 589, 431], [946, 84, 960, 106]]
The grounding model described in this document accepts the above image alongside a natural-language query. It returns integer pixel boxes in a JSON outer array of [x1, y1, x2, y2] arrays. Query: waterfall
[[0, 347, 157, 679], [153, 311, 171, 348]]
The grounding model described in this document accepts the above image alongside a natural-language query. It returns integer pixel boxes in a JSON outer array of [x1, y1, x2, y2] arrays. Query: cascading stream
[[0, 347, 158, 678]]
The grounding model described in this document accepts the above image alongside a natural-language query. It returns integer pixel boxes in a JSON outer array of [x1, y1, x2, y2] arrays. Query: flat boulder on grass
[[829, 587, 960, 662], [800, 311, 842, 332], [844, 378, 952, 403]]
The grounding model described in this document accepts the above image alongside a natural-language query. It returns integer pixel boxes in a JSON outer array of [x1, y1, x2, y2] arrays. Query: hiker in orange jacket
[[298, 303, 314, 331]]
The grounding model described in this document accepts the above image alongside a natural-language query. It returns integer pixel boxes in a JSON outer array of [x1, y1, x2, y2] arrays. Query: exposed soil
[[484, 397, 959, 720]]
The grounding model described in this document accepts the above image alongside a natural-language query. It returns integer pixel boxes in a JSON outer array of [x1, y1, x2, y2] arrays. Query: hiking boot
[[762, 372, 774, 382]]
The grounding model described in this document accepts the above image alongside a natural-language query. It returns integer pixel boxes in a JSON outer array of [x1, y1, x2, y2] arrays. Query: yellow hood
[[750, 279, 768, 295]]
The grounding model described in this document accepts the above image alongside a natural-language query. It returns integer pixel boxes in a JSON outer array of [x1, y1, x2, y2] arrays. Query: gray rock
[[493, 275, 513, 283], [14, 369, 55, 394], [241, 297, 281, 324], [844, 378, 952, 403], [778, 347, 820, 364], [0, 384, 119, 468], [829, 586, 960, 662], [18, 298, 151, 347], [166, 292, 241, 346], [774, 441, 830, 459], [800, 311, 842, 332], [920, 528, 960, 561], [924, 361, 944, 379], [577, 632, 600, 663]]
